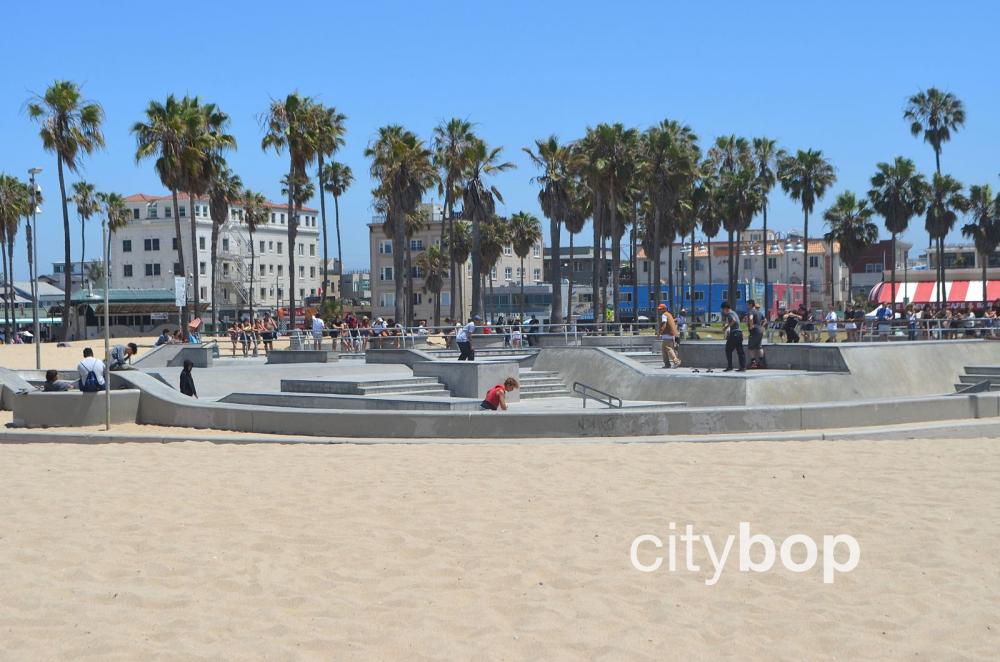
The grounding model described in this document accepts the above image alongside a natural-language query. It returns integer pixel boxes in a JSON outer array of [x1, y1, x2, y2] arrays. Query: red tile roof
[[124, 193, 317, 213]]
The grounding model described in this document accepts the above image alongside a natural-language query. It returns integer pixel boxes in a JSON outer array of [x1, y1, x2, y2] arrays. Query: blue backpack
[[80, 362, 101, 392]]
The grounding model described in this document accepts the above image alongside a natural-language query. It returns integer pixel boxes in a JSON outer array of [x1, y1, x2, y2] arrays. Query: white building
[[112, 193, 322, 320]]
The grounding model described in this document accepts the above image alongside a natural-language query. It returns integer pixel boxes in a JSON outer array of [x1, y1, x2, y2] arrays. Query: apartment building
[[112, 193, 322, 320], [368, 203, 545, 322]]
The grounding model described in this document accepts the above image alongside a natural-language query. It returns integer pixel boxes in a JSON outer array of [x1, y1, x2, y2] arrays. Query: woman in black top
[[179, 359, 197, 398]]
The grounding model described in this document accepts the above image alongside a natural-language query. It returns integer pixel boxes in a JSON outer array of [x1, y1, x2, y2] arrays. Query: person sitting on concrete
[[657, 303, 681, 369], [77, 348, 106, 392], [179, 359, 197, 399], [480, 377, 519, 411], [155, 329, 171, 346], [109, 343, 138, 370], [457, 316, 480, 361], [721, 302, 746, 372], [42, 369, 74, 391]]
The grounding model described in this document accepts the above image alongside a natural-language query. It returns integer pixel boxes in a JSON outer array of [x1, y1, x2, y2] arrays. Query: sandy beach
[[0, 437, 996, 660]]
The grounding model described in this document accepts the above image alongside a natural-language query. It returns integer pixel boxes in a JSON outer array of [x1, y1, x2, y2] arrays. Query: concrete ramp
[[131, 343, 213, 369]]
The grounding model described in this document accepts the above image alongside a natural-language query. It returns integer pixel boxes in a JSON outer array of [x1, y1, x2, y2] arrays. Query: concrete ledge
[[368, 335, 429, 349], [581, 335, 652, 350], [266, 349, 336, 364], [131, 344, 214, 369], [365, 348, 437, 368], [221, 392, 481, 411], [412, 360, 520, 401], [0, 368, 35, 411], [10, 390, 140, 428]]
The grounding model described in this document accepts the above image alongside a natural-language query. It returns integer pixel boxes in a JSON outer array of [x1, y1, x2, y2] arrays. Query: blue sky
[[2, 0, 998, 277]]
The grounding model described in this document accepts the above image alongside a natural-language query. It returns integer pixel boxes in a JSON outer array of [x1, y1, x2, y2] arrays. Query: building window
[[147, 206, 158, 219], [533, 268, 541, 282], [532, 244, 541, 258], [200, 287, 207, 299], [260, 264, 266, 276], [412, 293, 423, 305], [179, 206, 186, 218], [123, 264, 133, 278], [259, 240, 265, 254], [277, 265, 283, 276], [410, 239, 424, 251], [222, 263, 229, 275], [172, 238, 178, 251], [173, 262, 181, 275], [411, 266, 424, 278], [132, 208, 140, 220], [865, 263, 883, 273], [299, 288, 305, 298], [199, 262, 206, 275], [143, 238, 160, 251], [122, 240, 132, 253], [298, 243, 304, 256], [379, 292, 395, 307], [260, 287, 267, 299], [310, 267, 316, 278], [144, 263, 161, 276], [503, 245, 513, 256], [379, 240, 393, 255], [269, 264, 274, 274], [280, 213, 285, 223], [491, 267, 497, 279], [309, 244, 315, 257], [380, 267, 394, 281], [441, 292, 451, 306], [809, 255, 820, 268], [198, 236, 206, 250], [504, 267, 513, 280], [165, 206, 172, 218], [277, 242, 283, 255], [299, 266, 305, 278], [222, 238, 229, 252], [767, 257, 777, 270]]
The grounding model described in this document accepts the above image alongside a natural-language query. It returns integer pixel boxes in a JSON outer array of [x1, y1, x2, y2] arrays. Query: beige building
[[369, 203, 544, 323]]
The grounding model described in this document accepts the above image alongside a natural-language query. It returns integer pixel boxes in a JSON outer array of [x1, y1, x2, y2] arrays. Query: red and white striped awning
[[868, 280, 1000, 304]]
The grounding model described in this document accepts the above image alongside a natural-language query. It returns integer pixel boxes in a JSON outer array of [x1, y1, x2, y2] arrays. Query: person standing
[[746, 299, 766, 369], [311, 313, 326, 351], [456, 315, 480, 361], [721, 302, 746, 372], [875, 302, 893, 341], [179, 359, 197, 398], [783, 307, 802, 343], [657, 303, 681, 369], [824, 303, 839, 342]]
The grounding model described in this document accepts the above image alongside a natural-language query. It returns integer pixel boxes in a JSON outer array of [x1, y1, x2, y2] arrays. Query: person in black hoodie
[[179, 359, 197, 398]]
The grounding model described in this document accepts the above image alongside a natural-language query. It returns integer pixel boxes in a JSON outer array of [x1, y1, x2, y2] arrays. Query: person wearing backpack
[[77, 348, 106, 392]]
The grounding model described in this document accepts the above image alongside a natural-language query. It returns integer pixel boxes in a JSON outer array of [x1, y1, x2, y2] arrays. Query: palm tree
[[262, 92, 318, 330], [926, 173, 969, 305], [823, 192, 879, 303], [778, 149, 837, 309], [280, 172, 316, 318], [868, 157, 929, 306], [462, 138, 515, 318], [133, 95, 195, 317], [524, 135, 575, 324], [321, 161, 353, 308], [96, 191, 131, 288], [208, 167, 243, 332], [446, 220, 472, 318], [752, 138, 784, 314], [71, 181, 99, 288], [479, 215, 511, 321], [26, 80, 105, 339], [434, 119, 476, 320], [708, 135, 756, 305], [905, 88, 966, 301], [180, 97, 236, 318], [366, 125, 438, 324], [240, 190, 269, 325], [962, 185, 999, 307], [509, 212, 543, 321], [698, 170, 723, 318], [0, 175, 30, 340], [311, 105, 347, 311], [415, 244, 447, 326], [641, 122, 700, 314]]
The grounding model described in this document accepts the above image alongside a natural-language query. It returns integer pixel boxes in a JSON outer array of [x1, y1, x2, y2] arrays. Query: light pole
[[101, 207, 111, 430], [28, 167, 42, 369]]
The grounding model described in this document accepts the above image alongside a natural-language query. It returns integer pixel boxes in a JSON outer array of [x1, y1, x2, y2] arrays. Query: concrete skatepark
[[3, 338, 1000, 441]]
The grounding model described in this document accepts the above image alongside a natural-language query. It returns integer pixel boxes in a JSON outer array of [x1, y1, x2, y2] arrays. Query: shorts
[[479, 401, 497, 410], [312, 331, 323, 340], [261, 332, 275, 341], [747, 327, 763, 350]]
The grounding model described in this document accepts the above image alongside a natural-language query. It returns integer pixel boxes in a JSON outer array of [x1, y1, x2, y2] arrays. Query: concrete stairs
[[282, 376, 451, 397], [517, 369, 571, 399], [954, 366, 1000, 392]]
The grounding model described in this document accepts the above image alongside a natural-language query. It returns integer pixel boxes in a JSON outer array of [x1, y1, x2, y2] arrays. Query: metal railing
[[573, 381, 623, 408]]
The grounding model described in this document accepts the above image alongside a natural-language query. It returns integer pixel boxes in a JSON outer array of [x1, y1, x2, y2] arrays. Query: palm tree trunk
[[802, 209, 810, 310], [287, 162, 298, 331], [652, 208, 662, 316], [567, 232, 575, 322], [707, 238, 713, 319], [520, 256, 526, 322], [210, 221, 219, 334], [668, 243, 675, 311], [630, 207, 638, 322], [189, 192, 201, 319], [57, 155, 72, 341], [470, 213, 483, 319], [889, 233, 897, 312], [8, 236, 16, 341], [549, 215, 562, 324], [611, 225, 621, 326], [727, 230, 735, 306], [762, 204, 769, 316], [170, 190, 187, 322], [80, 215, 86, 291], [249, 229, 255, 329], [334, 194, 344, 307], [983, 256, 988, 308], [689, 228, 696, 331], [592, 190, 602, 329], [1, 234, 8, 342], [317, 155, 328, 312], [405, 244, 414, 325]]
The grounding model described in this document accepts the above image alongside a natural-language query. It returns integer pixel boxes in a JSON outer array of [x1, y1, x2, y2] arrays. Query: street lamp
[[28, 167, 42, 370]]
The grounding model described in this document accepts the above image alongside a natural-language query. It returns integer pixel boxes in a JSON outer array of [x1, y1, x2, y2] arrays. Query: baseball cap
[[473, 315, 482, 321]]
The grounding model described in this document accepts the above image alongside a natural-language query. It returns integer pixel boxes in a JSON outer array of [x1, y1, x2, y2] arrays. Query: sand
[[0, 437, 997, 660]]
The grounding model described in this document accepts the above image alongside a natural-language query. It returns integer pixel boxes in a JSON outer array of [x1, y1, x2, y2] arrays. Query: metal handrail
[[573, 381, 623, 409]]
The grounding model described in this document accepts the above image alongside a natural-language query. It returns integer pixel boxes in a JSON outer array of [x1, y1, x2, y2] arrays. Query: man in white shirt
[[456, 315, 480, 361], [77, 347, 106, 392], [311, 314, 326, 350], [824, 303, 839, 343]]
